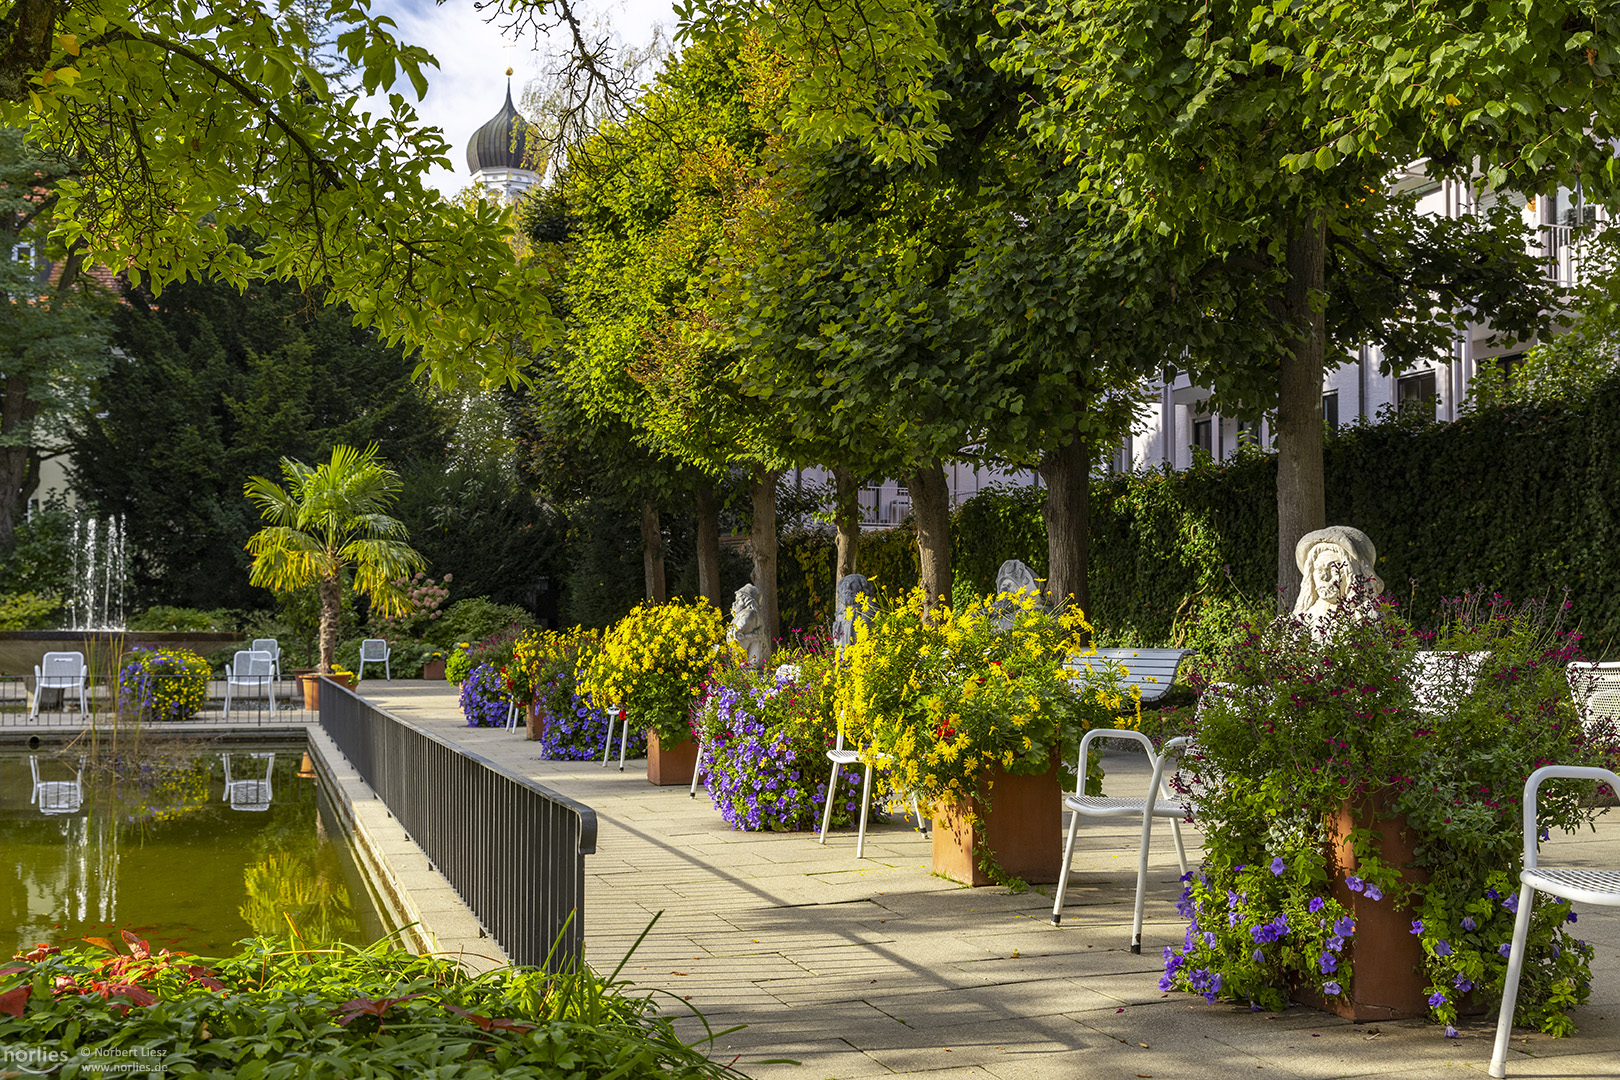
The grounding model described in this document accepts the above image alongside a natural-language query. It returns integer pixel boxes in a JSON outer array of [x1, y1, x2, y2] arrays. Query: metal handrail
[[318, 682, 596, 969]]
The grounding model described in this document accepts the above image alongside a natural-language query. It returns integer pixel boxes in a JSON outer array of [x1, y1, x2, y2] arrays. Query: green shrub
[[127, 606, 236, 633], [425, 597, 535, 649], [1, 933, 742, 1079], [0, 591, 62, 630]]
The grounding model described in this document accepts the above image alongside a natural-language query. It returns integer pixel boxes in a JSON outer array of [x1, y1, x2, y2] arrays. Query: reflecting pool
[[0, 743, 386, 958]]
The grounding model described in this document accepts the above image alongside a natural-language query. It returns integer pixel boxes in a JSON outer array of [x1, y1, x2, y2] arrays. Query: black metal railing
[[318, 683, 596, 969], [0, 674, 310, 727]]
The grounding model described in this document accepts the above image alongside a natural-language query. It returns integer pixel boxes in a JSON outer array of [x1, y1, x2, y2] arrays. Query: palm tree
[[245, 444, 425, 673]]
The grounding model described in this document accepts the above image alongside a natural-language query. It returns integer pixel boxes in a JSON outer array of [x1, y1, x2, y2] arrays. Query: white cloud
[[366, 0, 677, 195]]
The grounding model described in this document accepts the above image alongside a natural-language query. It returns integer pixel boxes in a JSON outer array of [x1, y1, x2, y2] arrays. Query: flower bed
[[118, 647, 209, 722], [576, 599, 731, 749], [1166, 592, 1617, 1035], [697, 656, 865, 831], [458, 661, 512, 728]]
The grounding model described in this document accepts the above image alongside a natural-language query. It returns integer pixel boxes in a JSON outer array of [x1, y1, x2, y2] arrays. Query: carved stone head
[[832, 573, 874, 651], [992, 559, 1043, 628], [729, 583, 770, 668], [1292, 525, 1385, 628]]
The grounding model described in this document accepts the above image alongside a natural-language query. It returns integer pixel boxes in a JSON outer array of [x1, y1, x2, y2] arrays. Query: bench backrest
[[1567, 661, 1620, 734], [1067, 647, 1195, 703]]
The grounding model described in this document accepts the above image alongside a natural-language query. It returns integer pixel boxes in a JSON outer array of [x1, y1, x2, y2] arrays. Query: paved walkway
[[359, 682, 1620, 1080]]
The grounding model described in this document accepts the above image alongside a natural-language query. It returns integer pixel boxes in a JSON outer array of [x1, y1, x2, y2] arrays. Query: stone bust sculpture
[[832, 573, 875, 652], [992, 558, 1043, 628], [729, 583, 771, 669], [1292, 525, 1385, 628]]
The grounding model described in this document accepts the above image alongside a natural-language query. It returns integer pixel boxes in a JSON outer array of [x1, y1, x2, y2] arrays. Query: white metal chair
[[223, 752, 275, 812], [29, 755, 84, 815], [1566, 661, 1620, 735], [1411, 649, 1486, 716], [223, 650, 277, 718], [31, 651, 88, 719], [250, 638, 282, 680], [1489, 764, 1620, 1077], [815, 722, 927, 859], [1050, 726, 1192, 950], [601, 706, 632, 770], [357, 638, 390, 681]]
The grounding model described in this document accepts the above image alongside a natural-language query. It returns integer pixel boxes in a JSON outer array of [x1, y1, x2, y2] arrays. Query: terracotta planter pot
[[298, 674, 320, 711], [647, 730, 698, 786], [422, 659, 446, 681], [1300, 794, 1431, 1021], [324, 672, 358, 691], [525, 702, 543, 742], [931, 759, 1062, 886]]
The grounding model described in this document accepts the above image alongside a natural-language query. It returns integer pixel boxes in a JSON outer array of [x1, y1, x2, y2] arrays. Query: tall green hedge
[[779, 384, 1620, 657]]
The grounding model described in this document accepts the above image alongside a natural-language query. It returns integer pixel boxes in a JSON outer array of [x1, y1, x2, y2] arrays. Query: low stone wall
[[0, 631, 243, 677]]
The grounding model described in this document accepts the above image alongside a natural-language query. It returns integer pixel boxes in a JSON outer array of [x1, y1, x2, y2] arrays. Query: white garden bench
[[1067, 647, 1195, 704]]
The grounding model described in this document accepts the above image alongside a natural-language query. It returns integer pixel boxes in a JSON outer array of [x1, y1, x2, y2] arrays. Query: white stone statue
[[832, 573, 875, 652], [1292, 526, 1385, 630], [729, 583, 771, 669], [992, 558, 1043, 628]]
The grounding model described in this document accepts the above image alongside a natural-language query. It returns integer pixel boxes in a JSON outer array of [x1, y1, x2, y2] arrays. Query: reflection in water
[[0, 746, 381, 958]]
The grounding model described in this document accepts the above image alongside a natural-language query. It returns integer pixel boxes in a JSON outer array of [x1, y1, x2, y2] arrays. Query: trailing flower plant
[[576, 600, 733, 749], [696, 649, 867, 831], [459, 661, 512, 728], [514, 627, 646, 760], [118, 647, 209, 722], [1165, 590, 1614, 1036], [835, 588, 1125, 807]]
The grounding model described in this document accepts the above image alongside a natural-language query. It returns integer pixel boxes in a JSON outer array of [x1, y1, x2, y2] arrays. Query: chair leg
[[1130, 808, 1159, 954], [819, 762, 841, 843], [224, 683, 232, 720], [855, 764, 874, 859], [1170, 818, 1189, 876], [601, 716, 615, 767], [1489, 882, 1538, 1078], [1052, 810, 1083, 925], [618, 719, 630, 771], [689, 739, 704, 798], [911, 793, 928, 834]]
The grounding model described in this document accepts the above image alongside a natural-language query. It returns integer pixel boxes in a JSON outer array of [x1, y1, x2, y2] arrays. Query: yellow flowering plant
[[576, 599, 735, 747], [836, 588, 1127, 806]]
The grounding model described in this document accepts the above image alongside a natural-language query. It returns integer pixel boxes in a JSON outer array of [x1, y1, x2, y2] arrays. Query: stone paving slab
[[358, 682, 1620, 1080]]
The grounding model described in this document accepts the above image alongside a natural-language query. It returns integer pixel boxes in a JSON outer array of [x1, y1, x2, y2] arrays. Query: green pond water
[[1, 743, 387, 960]]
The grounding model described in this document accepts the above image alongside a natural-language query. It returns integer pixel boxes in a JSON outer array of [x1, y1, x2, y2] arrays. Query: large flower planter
[[931, 760, 1062, 886], [298, 674, 320, 711], [525, 702, 542, 742], [1303, 796, 1431, 1021], [647, 730, 699, 786], [422, 659, 446, 681]]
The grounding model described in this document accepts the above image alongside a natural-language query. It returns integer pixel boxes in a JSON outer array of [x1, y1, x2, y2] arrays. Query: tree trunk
[[640, 499, 667, 604], [832, 465, 860, 579], [749, 467, 780, 645], [694, 480, 722, 609], [318, 573, 342, 674], [910, 461, 952, 618], [1039, 432, 1091, 618], [0, 378, 40, 554], [1274, 212, 1329, 612]]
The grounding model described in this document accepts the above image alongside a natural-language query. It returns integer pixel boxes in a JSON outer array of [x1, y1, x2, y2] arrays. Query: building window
[[11, 242, 33, 267], [1323, 391, 1340, 433], [1191, 418, 1213, 458], [1397, 371, 1437, 414]]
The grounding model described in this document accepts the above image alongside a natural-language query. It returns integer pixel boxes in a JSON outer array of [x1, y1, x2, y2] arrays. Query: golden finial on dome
[[505, 67, 514, 77]]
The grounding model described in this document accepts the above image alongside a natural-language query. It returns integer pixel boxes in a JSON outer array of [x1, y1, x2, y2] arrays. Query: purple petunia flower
[[1453, 976, 1474, 992], [1326, 935, 1345, 953], [1486, 888, 1499, 900], [1503, 893, 1519, 914], [1322, 981, 1343, 996], [1410, 919, 1426, 935], [1498, 943, 1513, 958], [1334, 916, 1356, 937], [1445, 1025, 1459, 1039], [1434, 940, 1452, 957], [1253, 948, 1265, 964], [1270, 856, 1286, 875], [1364, 885, 1384, 901], [1308, 897, 1325, 914], [1345, 875, 1365, 893], [1461, 916, 1477, 931], [1567, 910, 1578, 924], [1319, 952, 1338, 974], [1427, 992, 1447, 1008]]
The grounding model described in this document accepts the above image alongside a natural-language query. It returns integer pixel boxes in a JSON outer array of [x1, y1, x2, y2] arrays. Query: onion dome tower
[[467, 69, 540, 201]]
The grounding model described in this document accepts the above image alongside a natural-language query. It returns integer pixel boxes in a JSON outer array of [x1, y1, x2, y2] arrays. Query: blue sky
[[369, 0, 677, 194]]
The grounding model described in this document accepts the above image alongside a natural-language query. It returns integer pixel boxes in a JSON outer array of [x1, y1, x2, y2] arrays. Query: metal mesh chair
[[1490, 764, 1620, 1077], [30, 755, 84, 815], [223, 752, 275, 812], [31, 651, 87, 719], [358, 638, 390, 681], [250, 638, 282, 680], [223, 650, 277, 717], [1566, 661, 1620, 735]]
